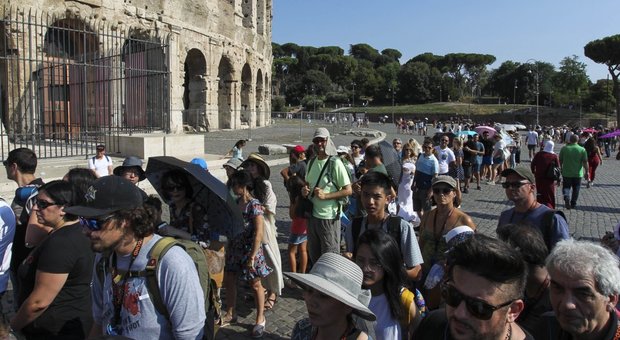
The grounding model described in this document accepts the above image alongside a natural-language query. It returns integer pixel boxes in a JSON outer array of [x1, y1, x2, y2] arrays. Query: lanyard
[[111, 238, 143, 328]]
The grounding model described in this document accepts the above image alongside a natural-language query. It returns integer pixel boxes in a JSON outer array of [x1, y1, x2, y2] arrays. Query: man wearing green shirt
[[559, 134, 588, 209], [302, 128, 353, 263]]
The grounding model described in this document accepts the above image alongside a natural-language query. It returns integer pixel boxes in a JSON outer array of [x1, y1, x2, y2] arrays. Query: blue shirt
[[415, 154, 439, 176], [498, 204, 570, 249], [0, 200, 15, 292]]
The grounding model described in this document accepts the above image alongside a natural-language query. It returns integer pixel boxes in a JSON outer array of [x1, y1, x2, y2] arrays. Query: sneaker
[[586, 181, 591, 188], [463, 188, 469, 194], [564, 197, 571, 210], [488, 181, 495, 186], [477, 186, 482, 190]]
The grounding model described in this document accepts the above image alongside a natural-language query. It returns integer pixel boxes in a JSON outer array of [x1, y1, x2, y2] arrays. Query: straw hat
[[241, 153, 271, 179], [284, 253, 376, 321]]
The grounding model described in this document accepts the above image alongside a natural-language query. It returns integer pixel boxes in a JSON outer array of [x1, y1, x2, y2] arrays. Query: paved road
[[2, 120, 619, 339]]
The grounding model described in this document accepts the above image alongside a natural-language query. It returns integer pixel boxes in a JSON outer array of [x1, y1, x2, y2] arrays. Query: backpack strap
[[541, 210, 566, 251], [387, 216, 403, 249], [144, 237, 179, 318]]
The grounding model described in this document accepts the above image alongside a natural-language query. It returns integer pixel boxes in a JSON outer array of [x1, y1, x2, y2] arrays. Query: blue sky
[[272, 0, 616, 82]]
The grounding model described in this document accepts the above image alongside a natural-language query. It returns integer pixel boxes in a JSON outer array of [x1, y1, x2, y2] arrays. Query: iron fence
[[0, 6, 170, 160]]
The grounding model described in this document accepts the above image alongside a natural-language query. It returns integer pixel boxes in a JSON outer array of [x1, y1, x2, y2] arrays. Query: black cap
[[64, 176, 144, 218]]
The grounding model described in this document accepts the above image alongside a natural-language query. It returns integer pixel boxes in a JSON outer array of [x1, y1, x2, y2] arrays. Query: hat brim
[[64, 205, 121, 219], [113, 166, 146, 181], [241, 158, 271, 179], [284, 272, 376, 321]]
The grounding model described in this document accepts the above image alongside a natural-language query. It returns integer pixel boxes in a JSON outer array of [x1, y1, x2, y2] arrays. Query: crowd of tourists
[[0, 121, 619, 340]]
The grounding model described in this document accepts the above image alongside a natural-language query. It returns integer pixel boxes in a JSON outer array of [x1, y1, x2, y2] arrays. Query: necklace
[[111, 238, 143, 330], [505, 323, 512, 340]]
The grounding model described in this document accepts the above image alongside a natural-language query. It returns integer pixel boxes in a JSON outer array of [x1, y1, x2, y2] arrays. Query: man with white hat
[[302, 128, 353, 263]]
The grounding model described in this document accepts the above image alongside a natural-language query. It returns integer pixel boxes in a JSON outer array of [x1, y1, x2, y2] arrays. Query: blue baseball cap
[[190, 157, 208, 170]]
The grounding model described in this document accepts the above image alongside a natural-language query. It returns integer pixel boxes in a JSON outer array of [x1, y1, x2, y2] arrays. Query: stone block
[[258, 144, 287, 155]]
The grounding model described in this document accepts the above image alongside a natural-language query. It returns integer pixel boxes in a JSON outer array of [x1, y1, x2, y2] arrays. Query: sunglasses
[[34, 198, 59, 210], [441, 282, 514, 320], [80, 215, 114, 231], [501, 181, 529, 189], [433, 187, 453, 195]]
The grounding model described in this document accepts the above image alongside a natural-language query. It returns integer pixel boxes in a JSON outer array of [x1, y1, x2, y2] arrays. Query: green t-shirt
[[559, 143, 587, 177], [306, 156, 352, 219], [370, 163, 389, 176]]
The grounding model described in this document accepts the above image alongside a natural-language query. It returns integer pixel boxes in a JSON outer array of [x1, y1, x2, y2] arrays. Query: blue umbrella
[[457, 130, 477, 137]]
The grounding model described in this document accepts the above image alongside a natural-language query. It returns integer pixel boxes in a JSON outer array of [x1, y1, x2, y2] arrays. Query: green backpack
[[96, 237, 221, 340]]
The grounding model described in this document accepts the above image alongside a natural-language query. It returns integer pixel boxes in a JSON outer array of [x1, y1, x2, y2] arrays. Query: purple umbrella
[[599, 130, 620, 139], [474, 126, 497, 137]]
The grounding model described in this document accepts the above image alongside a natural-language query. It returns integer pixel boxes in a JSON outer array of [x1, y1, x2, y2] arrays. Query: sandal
[[218, 312, 237, 327], [264, 296, 277, 310], [252, 318, 266, 338]]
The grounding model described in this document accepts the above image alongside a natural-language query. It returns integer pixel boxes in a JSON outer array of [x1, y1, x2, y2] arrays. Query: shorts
[[482, 156, 493, 165], [463, 164, 472, 178], [472, 163, 481, 173], [493, 157, 504, 165], [413, 188, 432, 212], [288, 233, 308, 245], [527, 144, 537, 151]]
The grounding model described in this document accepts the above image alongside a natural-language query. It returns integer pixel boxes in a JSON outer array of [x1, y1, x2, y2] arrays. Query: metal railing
[[0, 6, 170, 160]]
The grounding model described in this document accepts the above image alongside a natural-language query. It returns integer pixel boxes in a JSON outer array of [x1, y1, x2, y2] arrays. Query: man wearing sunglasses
[[497, 166, 569, 251], [412, 139, 439, 218], [65, 176, 205, 339], [416, 234, 533, 339]]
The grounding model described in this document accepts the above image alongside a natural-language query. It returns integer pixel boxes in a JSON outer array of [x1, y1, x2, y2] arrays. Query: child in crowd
[[286, 176, 308, 280]]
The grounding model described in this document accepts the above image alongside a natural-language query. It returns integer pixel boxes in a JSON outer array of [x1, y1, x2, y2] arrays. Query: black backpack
[[351, 215, 402, 254]]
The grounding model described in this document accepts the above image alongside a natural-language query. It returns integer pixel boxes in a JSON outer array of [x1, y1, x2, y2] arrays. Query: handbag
[[297, 156, 333, 219], [546, 159, 561, 181]]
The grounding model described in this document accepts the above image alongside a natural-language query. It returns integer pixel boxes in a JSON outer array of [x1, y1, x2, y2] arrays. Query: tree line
[[272, 41, 617, 120]]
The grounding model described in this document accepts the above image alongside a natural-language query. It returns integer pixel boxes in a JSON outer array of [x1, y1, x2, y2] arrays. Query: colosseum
[[0, 0, 272, 158]]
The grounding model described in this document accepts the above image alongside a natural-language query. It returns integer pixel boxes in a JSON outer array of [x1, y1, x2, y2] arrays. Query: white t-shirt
[[526, 131, 539, 145], [369, 294, 401, 340], [88, 155, 113, 177], [434, 146, 455, 174]]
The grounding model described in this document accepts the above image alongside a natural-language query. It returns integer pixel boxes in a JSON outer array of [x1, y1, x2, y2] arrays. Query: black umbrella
[[145, 156, 243, 239], [377, 140, 402, 188]]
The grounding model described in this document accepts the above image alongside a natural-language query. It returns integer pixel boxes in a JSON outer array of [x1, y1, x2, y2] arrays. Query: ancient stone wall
[[3, 0, 272, 133]]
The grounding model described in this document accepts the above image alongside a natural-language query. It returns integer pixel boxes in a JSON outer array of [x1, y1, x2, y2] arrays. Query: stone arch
[[217, 56, 235, 129], [39, 18, 101, 138], [241, 0, 254, 29], [255, 68, 264, 127], [241, 63, 252, 127], [43, 18, 100, 60], [121, 31, 166, 129], [183, 48, 208, 131]]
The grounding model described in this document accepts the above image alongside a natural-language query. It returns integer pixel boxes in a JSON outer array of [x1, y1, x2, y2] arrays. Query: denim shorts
[[482, 156, 493, 165], [288, 233, 308, 245]]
